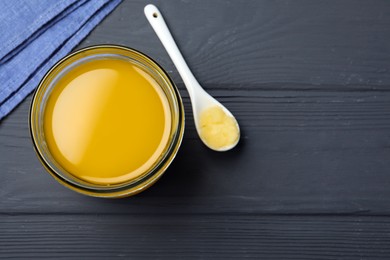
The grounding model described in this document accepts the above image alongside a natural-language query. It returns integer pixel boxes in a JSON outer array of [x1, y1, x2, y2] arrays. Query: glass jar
[[30, 45, 184, 198]]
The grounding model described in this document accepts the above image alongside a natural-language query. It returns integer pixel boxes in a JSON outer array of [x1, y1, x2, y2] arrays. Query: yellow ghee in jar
[[44, 58, 171, 185]]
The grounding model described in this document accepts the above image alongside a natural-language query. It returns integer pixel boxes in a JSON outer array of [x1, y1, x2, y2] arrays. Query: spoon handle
[[144, 4, 199, 98]]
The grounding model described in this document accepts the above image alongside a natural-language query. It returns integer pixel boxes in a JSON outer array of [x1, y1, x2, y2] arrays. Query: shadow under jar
[[30, 45, 184, 198]]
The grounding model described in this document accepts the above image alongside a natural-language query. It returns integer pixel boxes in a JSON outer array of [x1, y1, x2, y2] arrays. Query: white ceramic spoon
[[144, 4, 240, 151]]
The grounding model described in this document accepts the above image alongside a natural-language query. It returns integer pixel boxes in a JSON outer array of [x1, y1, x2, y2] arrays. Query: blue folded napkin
[[0, 0, 121, 120]]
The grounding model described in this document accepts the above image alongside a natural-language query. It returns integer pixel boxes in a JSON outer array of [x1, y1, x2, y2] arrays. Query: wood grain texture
[[2, 88, 390, 216], [78, 0, 390, 86], [2, 0, 390, 258], [2, 215, 390, 259]]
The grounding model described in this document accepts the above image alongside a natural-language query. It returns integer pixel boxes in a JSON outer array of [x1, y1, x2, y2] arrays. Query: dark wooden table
[[2, 0, 390, 258]]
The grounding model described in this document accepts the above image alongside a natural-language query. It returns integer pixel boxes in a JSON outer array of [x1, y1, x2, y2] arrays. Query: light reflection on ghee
[[52, 69, 117, 165]]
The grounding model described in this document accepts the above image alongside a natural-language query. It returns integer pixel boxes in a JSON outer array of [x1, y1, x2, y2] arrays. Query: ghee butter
[[44, 58, 171, 185], [199, 106, 239, 150]]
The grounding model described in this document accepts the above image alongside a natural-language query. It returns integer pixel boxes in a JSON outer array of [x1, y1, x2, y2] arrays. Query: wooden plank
[[78, 0, 390, 86], [2, 85, 390, 215], [1, 215, 390, 259]]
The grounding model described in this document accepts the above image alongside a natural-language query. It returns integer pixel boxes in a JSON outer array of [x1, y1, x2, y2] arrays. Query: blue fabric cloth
[[0, 0, 121, 120]]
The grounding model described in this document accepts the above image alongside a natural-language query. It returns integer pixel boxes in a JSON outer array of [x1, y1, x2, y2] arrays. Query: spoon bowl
[[191, 85, 240, 151]]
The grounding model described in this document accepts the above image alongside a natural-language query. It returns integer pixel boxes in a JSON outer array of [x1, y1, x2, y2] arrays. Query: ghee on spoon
[[144, 4, 240, 151]]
